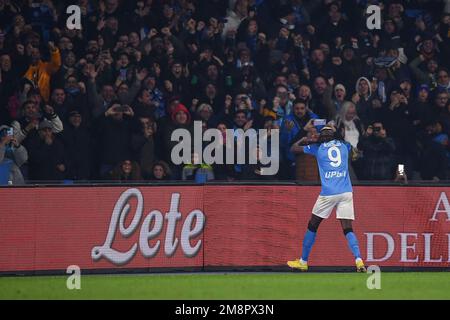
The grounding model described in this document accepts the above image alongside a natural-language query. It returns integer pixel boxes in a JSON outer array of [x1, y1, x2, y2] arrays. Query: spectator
[[429, 90, 449, 122], [61, 111, 91, 181], [335, 101, 365, 177], [86, 64, 117, 119], [133, 87, 155, 118], [0, 126, 27, 185], [195, 103, 218, 128], [0, 0, 447, 182], [212, 122, 234, 180], [296, 84, 312, 105], [352, 77, 373, 127], [228, 109, 257, 179], [110, 159, 143, 181], [11, 100, 63, 150], [357, 122, 396, 180], [263, 85, 293, 125], [309, 48, 332, 81], [410, 84, 433, 127], [330, 83, 347, 114], [0, 54, 19, 120], [380, 87, 417, 177], [27, 120, 65, 181], [416, 121, 449, 181], [436, 68, 450, 93], [131, 114, 158, 180], [162, 103, 193, 175], [23, 42, 61, 102], [336, 101, 365, 151], [142, 74, 165, 120], [149, 160, 172, 181], [182, 152, 215, 182], [310, 76, 333, 119], [95, 102, 135, 178], [409, 55, 439, 89], [5, 78, 34, 121], [280, 99, 319, 174], [334, 45, 363, 96], [50, 88, 69, 121], [290, 125, 320, 182], [240, 145, 274, 180], [222, 0, 249, 39]]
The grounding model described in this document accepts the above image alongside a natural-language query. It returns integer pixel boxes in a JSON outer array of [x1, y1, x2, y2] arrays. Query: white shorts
[[312, 192, 355, 220]]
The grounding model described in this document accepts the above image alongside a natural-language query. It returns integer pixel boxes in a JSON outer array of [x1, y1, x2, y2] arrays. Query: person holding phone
[[0, 125, 27, 184], [357, 121, 396, 180], [96, 102, 135, 178]]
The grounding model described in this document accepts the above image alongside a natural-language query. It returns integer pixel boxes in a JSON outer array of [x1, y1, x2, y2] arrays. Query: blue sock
[[345, 232, 361, 259], [301, 230, 316, 262]]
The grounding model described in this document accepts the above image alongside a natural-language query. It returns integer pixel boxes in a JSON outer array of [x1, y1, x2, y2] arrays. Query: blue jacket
[[280, 111, 319, 163]]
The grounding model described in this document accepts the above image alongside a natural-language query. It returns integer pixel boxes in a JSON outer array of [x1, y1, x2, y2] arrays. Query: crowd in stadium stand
[[0, 0, 450, 183]]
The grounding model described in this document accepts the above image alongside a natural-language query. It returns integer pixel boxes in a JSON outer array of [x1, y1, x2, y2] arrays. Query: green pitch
[[1, 272, 449, 300]]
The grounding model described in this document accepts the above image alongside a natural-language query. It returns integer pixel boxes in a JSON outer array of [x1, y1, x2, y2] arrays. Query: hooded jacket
[[355, 77, 372, 99]]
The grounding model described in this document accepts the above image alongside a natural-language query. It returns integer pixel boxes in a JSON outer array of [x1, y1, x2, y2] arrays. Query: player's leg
[[287, 214, 323, 271], [288, 195, 333, 271], [336, 192, 366, 272], [339, 219, 362, 260], [300, 214, 323, 263]]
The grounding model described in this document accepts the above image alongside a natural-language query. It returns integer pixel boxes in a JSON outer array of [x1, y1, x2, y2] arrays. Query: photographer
[[0, 126, 27, 185], [231, 93, 263, 128], [357, 122, 396, 180], [384, 87, 417, 177], [94, 102, 134, 178], [263, 85, 294, 126]]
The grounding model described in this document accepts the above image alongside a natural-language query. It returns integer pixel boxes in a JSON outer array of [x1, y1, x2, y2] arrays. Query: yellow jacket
[[262, 107, 277, 120], [24, 48, 61, 102]]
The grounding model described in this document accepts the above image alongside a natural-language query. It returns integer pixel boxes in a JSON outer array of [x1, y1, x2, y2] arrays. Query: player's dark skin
[[307, 215, 353, 232]]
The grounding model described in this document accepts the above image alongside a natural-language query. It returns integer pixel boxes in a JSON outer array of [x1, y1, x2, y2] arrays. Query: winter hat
[[171, 103, 191, 122], [38, 120, 53, 130], [417, 84, 430, 95], [334, 84, 346, 95], [197, 103, 213, 114]]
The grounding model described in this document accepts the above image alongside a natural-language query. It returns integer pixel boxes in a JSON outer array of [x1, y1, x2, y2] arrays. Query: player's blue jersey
[[303, 139, 353, 196]]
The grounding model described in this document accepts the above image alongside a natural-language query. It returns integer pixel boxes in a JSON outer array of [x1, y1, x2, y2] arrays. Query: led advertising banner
[[0, 186, 449, 273]]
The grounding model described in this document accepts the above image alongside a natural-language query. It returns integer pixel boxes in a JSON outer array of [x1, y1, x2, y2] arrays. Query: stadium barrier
[[0, 184, 449, 274]]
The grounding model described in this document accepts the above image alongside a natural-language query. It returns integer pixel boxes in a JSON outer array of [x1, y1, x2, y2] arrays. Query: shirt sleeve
[[303, 144, 319, 156], [345, 142, 352, 152]]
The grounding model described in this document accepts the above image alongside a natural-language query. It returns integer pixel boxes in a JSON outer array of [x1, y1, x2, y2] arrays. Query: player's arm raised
[[290, 137, 309, 154]]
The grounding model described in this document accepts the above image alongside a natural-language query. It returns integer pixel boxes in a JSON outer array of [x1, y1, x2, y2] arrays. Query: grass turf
[[1, 272, 449, 300]]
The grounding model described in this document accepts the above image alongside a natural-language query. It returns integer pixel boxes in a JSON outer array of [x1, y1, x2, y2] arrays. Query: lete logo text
[[91, 188, 205, 265]]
